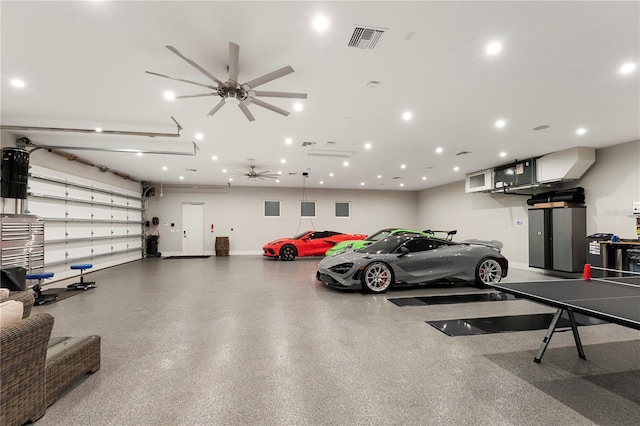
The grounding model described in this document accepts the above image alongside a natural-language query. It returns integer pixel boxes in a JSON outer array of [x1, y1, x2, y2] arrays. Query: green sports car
[[325, 228, 457, 256]]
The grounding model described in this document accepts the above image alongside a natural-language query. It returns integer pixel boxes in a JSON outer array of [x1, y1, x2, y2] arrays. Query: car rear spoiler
[[423, 229, 457, 241], [460, 239, 504, 252]]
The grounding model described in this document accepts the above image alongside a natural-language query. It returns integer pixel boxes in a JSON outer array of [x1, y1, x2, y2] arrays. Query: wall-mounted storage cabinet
[[23, 165, 143, 281], [528, 206, 586, 273]]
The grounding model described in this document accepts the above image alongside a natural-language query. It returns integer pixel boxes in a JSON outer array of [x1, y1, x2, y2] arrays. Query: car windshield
[[366, 229, 393, 242], [358, 235, 410, 254], [291, 231, 311, 240]]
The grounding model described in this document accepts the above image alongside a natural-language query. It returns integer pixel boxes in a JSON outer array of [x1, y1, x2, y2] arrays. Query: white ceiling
[[2, 1, 639, 191]]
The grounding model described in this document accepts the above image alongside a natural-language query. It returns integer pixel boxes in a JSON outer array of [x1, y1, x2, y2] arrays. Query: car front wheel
[[280, 245, 297, 261], [361, 262, 394, 293], [475, 258, 503, 286]]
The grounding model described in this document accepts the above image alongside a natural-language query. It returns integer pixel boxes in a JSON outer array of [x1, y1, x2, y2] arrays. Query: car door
[[305, 231, 330, 256], [392, 238, 447, 283]]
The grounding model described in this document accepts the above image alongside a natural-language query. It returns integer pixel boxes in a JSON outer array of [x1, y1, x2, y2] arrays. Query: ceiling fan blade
[[165, 45, 224, 85], [238, 102, 256, 122], [175, 93, 218, 99], [253, 90, 307, 99], [228, 42, 240, 84], [145, 71, 217, 90], [243, 65, 294, 89], [207, 99, 226, 116], [250, 98, 290, 116]]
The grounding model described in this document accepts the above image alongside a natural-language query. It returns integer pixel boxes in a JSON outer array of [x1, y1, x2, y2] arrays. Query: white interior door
[[182, 203, 204, 255]]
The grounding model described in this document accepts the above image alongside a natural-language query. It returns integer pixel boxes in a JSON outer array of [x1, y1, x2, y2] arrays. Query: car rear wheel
[[475, 258, 503, 286], [361, 262, 394, 293], [280, 245, 297, 261]]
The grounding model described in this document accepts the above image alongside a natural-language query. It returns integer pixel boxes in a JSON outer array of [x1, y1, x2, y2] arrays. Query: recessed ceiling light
[[278, 171, 282, 175], [95, 128, 102, 133], [179, 176, 184, 180], [10, 79, 25, 88], [195, 133, 204, 140], [435, 147, 443, 154], [211, 155, 218, 160], [400, 183, 405, 187], [281, 158, 286, 164], [499, 152, 507, 157], [275, 179, 280, 183], [319, 180, 324, 184], [136, 153, 143, 157], [285, 138, 293, 145], [163, 91, 175, 100], [422, 176, 427, 181], [486, 41, 503, 56], [312, 15, 329, 31], [293, 103, 303, 112], [364, 142, 372, 150], [402, 111, 413, 121], [329, 172, 334, 177], [619, 62, 637, 75], [222, 169, 227, 173], [377, 175, 382, 179], [495, 119, 506, 128], [360, 182, 365, 186], [162, 166, 168, 171], [453, 166, 460, 172], [576, 127, 587, 135], [228, 178, 233, 182], [400, 164, 406, 169], [343, 161, 349, 167]]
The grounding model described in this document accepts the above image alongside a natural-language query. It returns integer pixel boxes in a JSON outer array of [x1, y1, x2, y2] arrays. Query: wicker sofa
[[0, 291, 101, 426]]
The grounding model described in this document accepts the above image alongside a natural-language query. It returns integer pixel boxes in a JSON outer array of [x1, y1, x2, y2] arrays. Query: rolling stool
[[67, 264, 96, 290], [27, 272, 57, 305]]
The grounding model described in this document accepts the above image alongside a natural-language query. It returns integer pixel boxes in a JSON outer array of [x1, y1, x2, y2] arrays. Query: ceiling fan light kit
[[146, 42, 308, 121]]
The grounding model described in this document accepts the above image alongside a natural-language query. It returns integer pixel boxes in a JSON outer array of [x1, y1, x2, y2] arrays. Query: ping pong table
[[490, 276, 640, 363]]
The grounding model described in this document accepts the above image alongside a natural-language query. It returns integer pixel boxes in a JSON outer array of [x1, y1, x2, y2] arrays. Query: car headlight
[[329, 263, 354, 274]]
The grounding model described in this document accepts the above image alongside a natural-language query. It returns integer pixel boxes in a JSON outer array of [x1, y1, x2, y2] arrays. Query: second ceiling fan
[[146, 42, 307, 121]]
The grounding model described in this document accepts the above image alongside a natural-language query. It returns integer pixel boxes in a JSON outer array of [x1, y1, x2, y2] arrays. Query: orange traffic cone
[[583, 264, 592, 281]]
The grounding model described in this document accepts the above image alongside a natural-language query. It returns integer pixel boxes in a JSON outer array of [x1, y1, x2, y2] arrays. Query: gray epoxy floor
[[32, 256, 640, 425]]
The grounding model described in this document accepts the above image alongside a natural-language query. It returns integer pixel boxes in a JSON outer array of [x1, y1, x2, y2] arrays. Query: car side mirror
[[398, 246, 409, 258]]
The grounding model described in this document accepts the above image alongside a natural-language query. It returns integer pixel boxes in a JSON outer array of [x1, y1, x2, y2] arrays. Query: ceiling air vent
[[302, 141, 316, 147], [348, 26, 385, 49], [456, 151, 472, 156], [307, 149, 356, 159]]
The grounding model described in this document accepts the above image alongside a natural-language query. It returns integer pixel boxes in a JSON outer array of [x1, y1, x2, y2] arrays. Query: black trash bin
[[146, 235, 160, 257]]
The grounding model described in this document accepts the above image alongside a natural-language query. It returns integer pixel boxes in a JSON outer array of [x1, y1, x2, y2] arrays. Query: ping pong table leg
[[534, 308, 564, 363], [567, 310, 586, 360]]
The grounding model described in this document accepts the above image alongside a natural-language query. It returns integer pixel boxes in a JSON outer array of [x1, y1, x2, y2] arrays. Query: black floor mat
[[427, 313, 605, 336], [35, 288, 93, 305], [164, 256, 211, 259], [388, 292, 518, 306]]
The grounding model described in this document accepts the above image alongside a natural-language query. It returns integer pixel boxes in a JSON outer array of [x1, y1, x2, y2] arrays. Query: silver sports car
[[316, 234, 508, 293]]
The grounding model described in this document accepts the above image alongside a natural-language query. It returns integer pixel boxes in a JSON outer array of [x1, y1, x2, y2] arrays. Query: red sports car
[[263, 230, 367, 261]]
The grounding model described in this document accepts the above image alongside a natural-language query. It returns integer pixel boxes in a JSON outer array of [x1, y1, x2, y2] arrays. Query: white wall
[[145, 186, 418, 255], [417, 140, 640, 267], [573, 140, 640, 235]]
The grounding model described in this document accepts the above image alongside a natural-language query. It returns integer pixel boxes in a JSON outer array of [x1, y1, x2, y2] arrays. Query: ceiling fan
[[230, 165, 280, 180], [146, 42, 307, 121]]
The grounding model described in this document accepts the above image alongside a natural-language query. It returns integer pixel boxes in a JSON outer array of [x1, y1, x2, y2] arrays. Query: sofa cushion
[[0, 300, 24, 328]]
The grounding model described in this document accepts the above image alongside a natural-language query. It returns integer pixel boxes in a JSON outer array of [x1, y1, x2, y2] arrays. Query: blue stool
[[68, 264, 96, 290], [27, 272, 57, 305]]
